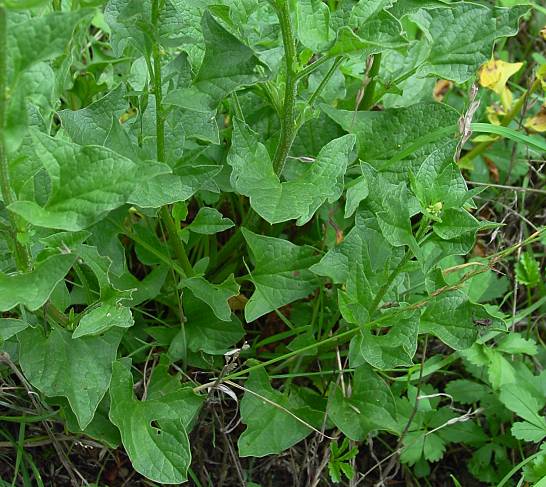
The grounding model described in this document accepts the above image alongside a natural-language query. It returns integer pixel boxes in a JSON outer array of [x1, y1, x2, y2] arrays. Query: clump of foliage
[[0, 0, 545, 485]]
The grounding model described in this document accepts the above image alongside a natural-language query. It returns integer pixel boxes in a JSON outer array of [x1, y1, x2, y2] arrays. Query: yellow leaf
[[479, 59, 523, 110], [486, 105, 506, 125], [524, 106, 546, 133]]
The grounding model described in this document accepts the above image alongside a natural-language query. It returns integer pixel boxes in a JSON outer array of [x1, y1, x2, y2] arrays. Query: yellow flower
[[479, 59, 523, 110]]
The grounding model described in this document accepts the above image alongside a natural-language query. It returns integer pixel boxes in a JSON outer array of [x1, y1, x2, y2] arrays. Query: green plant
[[0, 0, 545, 485]]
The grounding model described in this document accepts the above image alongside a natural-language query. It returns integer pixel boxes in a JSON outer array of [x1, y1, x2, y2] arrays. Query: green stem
[[207, 209, 260, 279], [295, 54, 332, 81], [369, 217, 429, 314], [271, 0, 298, 176], [496, 450, 542, 487], [458, 78, 541, 168], [360, 53, 381, 110], [368, 252, 411, 315], [0, 7, 31, 272], [151, 0, 193, 278], [306, 56, 343, 109]]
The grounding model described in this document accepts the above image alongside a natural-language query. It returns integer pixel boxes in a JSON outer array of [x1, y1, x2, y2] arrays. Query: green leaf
[[352, 310, 419, 369], [344, 174, 369, 219], [328, 4, 406, 57], [499, 384, 546, 430], [195, 11, 269, 103], [58, 396, 121, 449], [327, 364, 398, 441], [420, 291, 477, 350], [413, 4, 528, 83], [0, 318, 30, 343], [444, 380, 489, 405], [311, 213, 403, 315], [238, 368, 318, 457], [184, 291, 245, 354], [109, 359, 203, 484], [410, 141, 467, 214], [515, 252, 541, 287], [295, 0, 335, 52], [72, 300, 134, 339], [511, 421, 546, 443], [496, 333, 538, 355], [182, 274, 239, 321], [186, 207, 234, 235], [58, 85, 129, 147], [8, 131, 169, 230], [322, 103, 459, 176], [6, 9, 92, 83], [228, 119, 356, 225], [163, 86, 220, 143], [18, 327, 123, 429], [433, 208, 480, 241], [242, 228, 321, 322], [0, 253, 76, 311]]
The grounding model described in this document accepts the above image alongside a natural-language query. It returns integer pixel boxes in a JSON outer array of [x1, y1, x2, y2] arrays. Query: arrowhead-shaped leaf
[[242, 228, 321, 322], [19, 327, 123, 429], [228, 119, 355, 225], [0, 253, 76, 311]]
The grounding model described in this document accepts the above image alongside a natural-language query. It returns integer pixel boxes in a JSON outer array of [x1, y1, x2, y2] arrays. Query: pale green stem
[[151, 0, 193, 278], [271, 0, 298, 176]]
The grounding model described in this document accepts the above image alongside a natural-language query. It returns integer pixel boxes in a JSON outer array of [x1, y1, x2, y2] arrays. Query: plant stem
[[271, 0, 298, 176], [360, 53, 381, 110], [306, 56, 343, 108], [151, 0, 193, 278], [295, 54, 332, 81], [0, 7, 31, 272], [458, 78, 540, 168]]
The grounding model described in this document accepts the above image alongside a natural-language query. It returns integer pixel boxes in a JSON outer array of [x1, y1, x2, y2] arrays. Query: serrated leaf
[[109, 359, 203, 484], [238, 368, 318, 457], [497, 333, 537, 355], [242, 228, 321, 322], [8, 131, 169, 231], [228, 119, 356, 225], [444, 380, 488, 405], [511, 421, 546, 443], [18, 327, 122, 429], [499, 384, 546, 430], [327, 364, 398, 441], [186, 207, 234, 235], [515, 252, 541, 287], [0, 253, 76, 311]]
